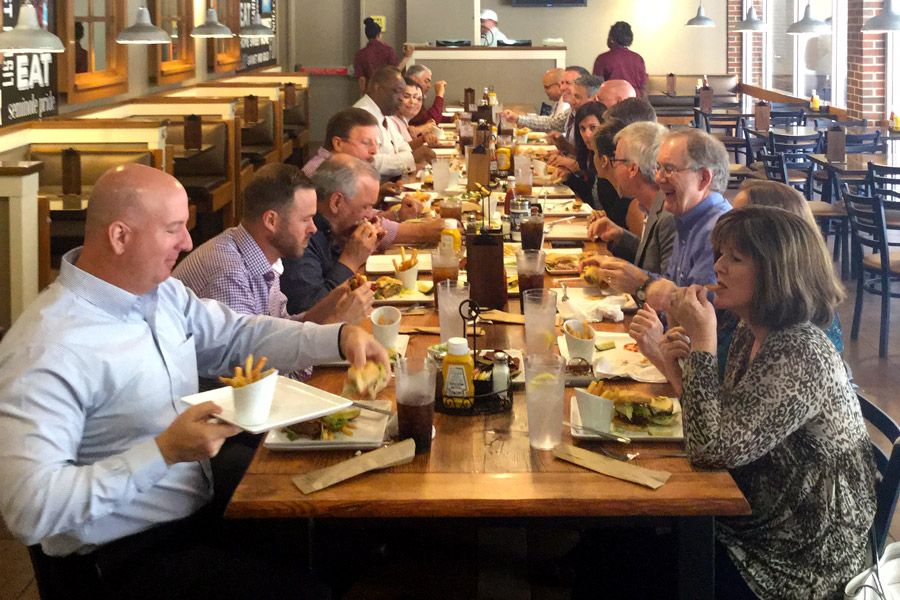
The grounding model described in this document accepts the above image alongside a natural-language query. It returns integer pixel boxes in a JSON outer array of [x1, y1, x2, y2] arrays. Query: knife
[[562, 420, 631, 444], [350, 401, 395, 416]]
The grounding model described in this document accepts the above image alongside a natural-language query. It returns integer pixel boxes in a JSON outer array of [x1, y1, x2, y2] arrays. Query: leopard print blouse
[[682, 321, 877, 600]]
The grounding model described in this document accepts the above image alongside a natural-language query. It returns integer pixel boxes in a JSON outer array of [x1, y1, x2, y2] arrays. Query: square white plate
[[542, 200, 592, 217], [321, 335, 410, 367], [586, 331, 667, 383], [182, 376, 351, 434], [263, 400, 393, 450], [373, 286, 435, 306], [552, 287, 637, 316], [545, 223, 589, 241], [571, 389, 683, 441], [367, 253, 433, 275]]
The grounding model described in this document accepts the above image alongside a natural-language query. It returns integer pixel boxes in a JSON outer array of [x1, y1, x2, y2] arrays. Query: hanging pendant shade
[[734, 7, 768, 32], [787, 1, 831, 34], [239, 13, 274, 38], [117, 6, 171, 44], [0, 1, 65, 54], [191, 8, 234, 38], [686, 2, 716, 27], [862, 0, 900, 32]]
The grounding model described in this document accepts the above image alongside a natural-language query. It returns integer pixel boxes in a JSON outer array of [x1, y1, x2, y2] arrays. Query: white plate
[[552, 286, 637, 317], [367, 253, 433, 275], [374, 287, 435, 306], [571, 389, 683, 441], [545, 224, 589, 241], [182, 376, 351, 434], [433, 148, 457, 158], [587, 331, 667, 383], [263, 400, 393, 450], [321, 335, 410, 368], [542, 200, 592, 217]]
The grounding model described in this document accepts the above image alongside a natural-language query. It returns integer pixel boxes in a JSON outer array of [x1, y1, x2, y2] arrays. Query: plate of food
[[572, 384, 683, 441], [367, 253, 433, 275], [552, 286, 637, 318], [585, 331, 667, 383], [372, 276, 435, 305], [543, 198, 591, 216], [545, 249, 590, 276], [263, 400, 392, 450], [182, 374, 352, 435]]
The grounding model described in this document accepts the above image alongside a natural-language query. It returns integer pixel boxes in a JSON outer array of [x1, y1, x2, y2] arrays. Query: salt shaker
[[491, 351, 510, 397]]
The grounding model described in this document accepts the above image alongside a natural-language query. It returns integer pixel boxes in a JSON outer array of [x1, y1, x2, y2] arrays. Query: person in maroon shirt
[[406, 64, 447, 126], [592, 22, 648, 99], [354, 17, 414, 93]]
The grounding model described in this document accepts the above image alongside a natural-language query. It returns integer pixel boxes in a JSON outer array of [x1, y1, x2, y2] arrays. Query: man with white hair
[[406, 63, 447, 126], [480, 9, 509, 46]]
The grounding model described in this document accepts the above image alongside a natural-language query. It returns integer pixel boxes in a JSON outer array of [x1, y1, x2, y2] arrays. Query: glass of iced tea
[[439, 197, 463, 223], [431, 249, 460, 310], [395, 357, 438, 454], [516, 249, 546, 313], [520, 215, 544, 250]]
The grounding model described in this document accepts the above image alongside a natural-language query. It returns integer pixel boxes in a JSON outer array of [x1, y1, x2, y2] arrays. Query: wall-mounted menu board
[[0, 0, 59, 126], [239, 0, 276, 71]]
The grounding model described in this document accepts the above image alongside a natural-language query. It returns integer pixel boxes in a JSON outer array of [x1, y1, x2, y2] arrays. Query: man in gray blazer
[[585, 122, 675, 282]]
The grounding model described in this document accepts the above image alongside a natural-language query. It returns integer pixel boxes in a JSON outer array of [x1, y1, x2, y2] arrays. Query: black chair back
[[769, 130, 823, 154], [857, 393, 900, 552], [769, 108, 806, 126], [813, 118, 867, 129], [845, 131, 882, 154], [758, 150, 788, 183], [843, 191, 891, 263], [742, 125, 767, 164], [867, 162, 900, 207]]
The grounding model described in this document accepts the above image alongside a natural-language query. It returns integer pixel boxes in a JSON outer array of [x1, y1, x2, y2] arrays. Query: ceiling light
[[734, 6, 768, 32], [117, 6, 171, 44], [0, 1, 64, 54], [239, 13, 274, 38], [787, 1, 831, 35], [862, 0, 900, 32], [191, 8, 234, 38], [685, 2, 715, 27]]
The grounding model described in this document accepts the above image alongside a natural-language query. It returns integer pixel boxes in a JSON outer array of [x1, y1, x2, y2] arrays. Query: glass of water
[[437, 280, 470, 343], [522, 288, 558, 355], [524, 353, 566, 450]]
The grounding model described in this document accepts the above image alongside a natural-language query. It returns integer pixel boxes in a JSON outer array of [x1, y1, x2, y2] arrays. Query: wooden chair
[[857, 393, 900, 552], [843, 191, 900, 357]]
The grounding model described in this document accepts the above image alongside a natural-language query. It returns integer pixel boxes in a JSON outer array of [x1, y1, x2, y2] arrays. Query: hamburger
[[374, 276, 403, 300], [605, 389, 680, 432], [342, 361, 388, 401], [582, 266, 610, 290], [347, 273, 368, 291], [282, 407, 362, 441], [546, 253, 579, 271]]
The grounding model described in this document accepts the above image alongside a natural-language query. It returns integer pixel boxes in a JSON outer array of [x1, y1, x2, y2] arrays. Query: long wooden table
[[226, 239, 750, 599]]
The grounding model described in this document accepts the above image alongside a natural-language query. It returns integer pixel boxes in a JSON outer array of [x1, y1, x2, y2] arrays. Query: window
[[207, 0, 239, 73], [760, 0, 848, 107], [58, 0, 128, 103], [888, 34, 900, 118], [148, 0, 194, 85]]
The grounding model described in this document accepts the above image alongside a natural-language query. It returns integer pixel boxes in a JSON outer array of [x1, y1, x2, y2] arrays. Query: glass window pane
[[771, 0, 795, 94], [94, 0, 106, 17], [93, 21, 106, 71], [799, 0, 832, 101], [74, 0, 88, 17]]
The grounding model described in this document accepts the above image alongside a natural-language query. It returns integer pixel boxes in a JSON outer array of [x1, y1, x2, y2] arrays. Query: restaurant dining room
[[3, 0, 900, 598]]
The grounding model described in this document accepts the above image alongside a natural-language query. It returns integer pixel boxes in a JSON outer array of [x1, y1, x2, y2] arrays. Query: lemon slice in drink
[[529, 373, 558, 386]]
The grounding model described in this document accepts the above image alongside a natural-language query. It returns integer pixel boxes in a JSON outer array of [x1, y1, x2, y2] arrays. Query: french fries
[[394, 246, 419, 272], [585, 380, 605, 396], [565, 321, 594, 340], [219, 354, 275, 388], [704, 284, 723, 291]]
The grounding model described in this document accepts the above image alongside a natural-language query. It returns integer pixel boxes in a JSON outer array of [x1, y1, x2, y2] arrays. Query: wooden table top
[[226, 239, 750, 522], [809, 152, 900, 175]]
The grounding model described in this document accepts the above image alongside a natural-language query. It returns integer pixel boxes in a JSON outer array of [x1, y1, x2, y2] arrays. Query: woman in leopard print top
[[660, 207, 876, 600]]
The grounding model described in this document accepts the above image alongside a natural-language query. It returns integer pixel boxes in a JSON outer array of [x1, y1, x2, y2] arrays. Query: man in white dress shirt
[[353, 65, 434, 180]]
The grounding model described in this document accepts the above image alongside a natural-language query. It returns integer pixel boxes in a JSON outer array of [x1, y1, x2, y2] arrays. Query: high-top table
[[225, 239, 750, 599]]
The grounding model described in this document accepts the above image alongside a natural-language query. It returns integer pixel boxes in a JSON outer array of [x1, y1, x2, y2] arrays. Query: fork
[[598, 446, 640, 462], [543, 215, 577, 234], [561, 282, 570, 302]]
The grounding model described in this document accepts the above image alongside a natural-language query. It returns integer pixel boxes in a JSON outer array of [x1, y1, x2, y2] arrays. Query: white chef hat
[[480, 9, 499, 22]]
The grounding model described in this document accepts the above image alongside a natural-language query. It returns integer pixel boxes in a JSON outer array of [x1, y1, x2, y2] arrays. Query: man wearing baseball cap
[[480, 9, 510, 46]]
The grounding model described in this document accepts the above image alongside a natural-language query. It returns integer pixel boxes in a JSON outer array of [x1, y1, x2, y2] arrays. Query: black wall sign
[[239, 0, 276, 71], [0, 0, 59, 126]]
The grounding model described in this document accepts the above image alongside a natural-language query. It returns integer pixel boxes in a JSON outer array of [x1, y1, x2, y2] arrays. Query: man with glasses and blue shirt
[[583, 128, 731, 309]]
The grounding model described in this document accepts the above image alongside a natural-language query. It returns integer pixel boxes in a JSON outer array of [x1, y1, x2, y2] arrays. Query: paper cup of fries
[[371, 306, 401, 349], [532, 159, 548, 178], [395, 264, 419, 292], [393, 246, 420, 291], [231, 368, 278, 426], [564, 319, 596, 362]]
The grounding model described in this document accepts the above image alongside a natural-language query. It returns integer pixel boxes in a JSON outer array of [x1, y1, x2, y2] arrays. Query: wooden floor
[[1, 267, 898, 600]]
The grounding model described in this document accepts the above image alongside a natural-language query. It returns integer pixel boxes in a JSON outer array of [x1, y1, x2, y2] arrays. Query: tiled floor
[[1, 272, 898, 600]]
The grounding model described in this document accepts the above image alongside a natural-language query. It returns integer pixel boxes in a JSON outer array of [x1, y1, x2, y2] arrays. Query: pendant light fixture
[[787, 1, 831, 35], [117, 5, 171, 44], [0, 0, 64, 54], [685, 1, 716, 27], [239, 12, 274, 38], [191, 7, 234, 38], [734, 7, 768, 32], [862, 0, 900, 32]]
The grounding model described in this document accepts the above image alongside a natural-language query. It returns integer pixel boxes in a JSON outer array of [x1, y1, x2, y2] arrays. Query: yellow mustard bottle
[[442, 337, 474, 409], [440, 219, 461, 253]]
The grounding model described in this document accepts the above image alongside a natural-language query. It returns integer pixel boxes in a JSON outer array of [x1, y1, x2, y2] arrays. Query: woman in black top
[[585, 117, 631, 228]]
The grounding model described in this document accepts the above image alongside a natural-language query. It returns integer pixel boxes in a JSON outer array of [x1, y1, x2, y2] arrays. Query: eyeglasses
[[655, 164, 699, 177], [609, 157, 632, 166]]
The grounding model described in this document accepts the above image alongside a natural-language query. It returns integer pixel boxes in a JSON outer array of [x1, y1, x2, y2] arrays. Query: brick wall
[[726, 0, 765, 85], [846, 0, 887, 120]]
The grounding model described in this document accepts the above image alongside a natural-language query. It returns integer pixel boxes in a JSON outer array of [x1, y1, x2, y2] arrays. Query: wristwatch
[[634, 278, 653, 309]]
